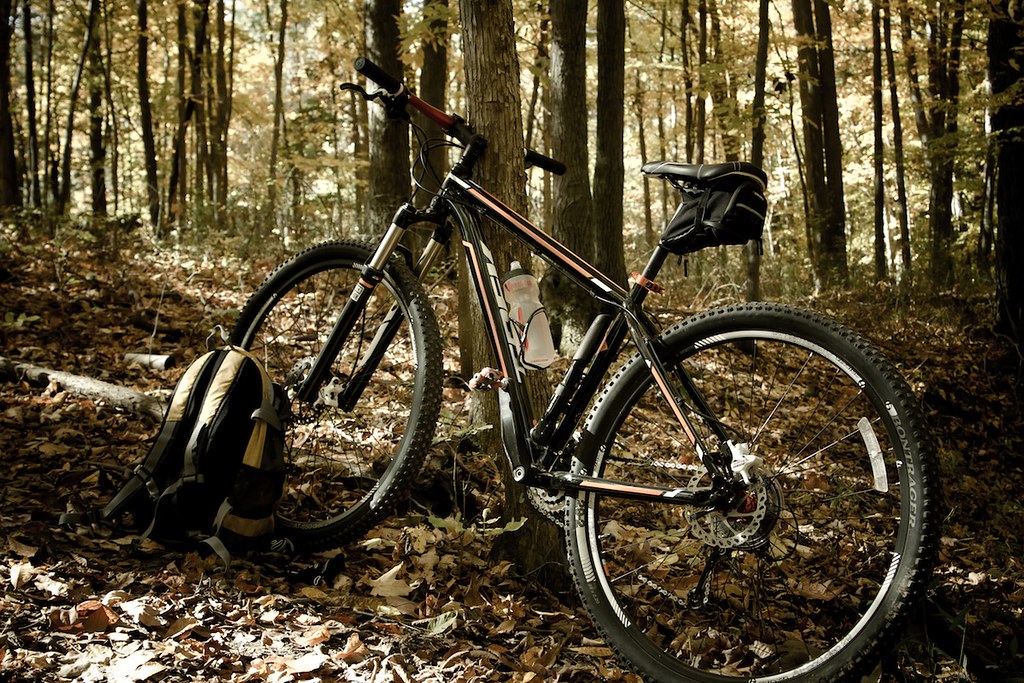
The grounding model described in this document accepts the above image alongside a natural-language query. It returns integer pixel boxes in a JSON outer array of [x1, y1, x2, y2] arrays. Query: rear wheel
[[232, 240, 442, 551], [566, 303, 938, 682]]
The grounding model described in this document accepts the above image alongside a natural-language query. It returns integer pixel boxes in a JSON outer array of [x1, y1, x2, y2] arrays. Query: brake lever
[[340, 82, 409, 121], [340, 82, 381, 101]]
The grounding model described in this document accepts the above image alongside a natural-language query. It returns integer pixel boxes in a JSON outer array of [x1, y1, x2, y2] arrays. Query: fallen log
[[0, 356, 166, 423]]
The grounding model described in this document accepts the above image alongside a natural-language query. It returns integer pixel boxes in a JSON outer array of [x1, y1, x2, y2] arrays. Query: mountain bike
[[230, 57, 939, 682]]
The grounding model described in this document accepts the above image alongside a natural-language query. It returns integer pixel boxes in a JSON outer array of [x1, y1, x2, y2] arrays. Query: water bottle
[[501, 261, 555, 369]]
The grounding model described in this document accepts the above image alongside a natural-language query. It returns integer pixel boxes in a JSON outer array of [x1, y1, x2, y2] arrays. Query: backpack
[[60, 346, 289, 563]]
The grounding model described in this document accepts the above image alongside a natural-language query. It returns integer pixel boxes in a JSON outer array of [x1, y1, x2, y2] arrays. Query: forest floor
[[0, 228, 1022, 682]]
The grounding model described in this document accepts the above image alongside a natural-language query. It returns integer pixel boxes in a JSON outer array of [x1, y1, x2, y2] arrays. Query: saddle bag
[[660, 173, 768, 255]]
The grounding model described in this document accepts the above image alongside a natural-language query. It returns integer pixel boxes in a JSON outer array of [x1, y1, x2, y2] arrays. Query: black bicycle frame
[[294, 146, 737, 507], [440, 174, 736, 504]]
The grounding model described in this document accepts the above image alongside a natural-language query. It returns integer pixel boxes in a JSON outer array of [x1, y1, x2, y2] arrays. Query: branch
[[0, 356, 165, 423]]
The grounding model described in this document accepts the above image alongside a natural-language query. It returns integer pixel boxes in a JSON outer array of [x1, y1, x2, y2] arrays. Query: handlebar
[[353, 56, 565, 176]]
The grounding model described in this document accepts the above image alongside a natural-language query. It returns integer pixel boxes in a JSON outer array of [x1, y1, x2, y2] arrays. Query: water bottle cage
[[513, 307, 547, 351]]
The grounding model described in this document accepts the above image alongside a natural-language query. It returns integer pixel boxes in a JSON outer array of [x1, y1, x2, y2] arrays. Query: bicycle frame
[[294, 77, 740, 508], [440, 174, 736, 505]]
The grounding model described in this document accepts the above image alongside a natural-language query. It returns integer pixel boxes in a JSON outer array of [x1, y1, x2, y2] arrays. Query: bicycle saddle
[[642, 161, 767, 187]]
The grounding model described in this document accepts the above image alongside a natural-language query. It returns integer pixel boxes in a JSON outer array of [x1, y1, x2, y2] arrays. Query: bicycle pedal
[[468, 367, 507, 391]]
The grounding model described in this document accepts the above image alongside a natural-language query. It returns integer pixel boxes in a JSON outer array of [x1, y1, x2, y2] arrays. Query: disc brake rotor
[[688, 469, 783, 550]]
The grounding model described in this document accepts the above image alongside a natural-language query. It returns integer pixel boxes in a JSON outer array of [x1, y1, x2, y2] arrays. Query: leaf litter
[[1, 233, 1021, 680]]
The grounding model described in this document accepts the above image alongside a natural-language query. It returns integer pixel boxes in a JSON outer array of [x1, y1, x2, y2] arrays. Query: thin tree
[[417, 0, 448, 196], [901, 0, 965, 286], [364, 0, 409, 236], [56, 0, 100, 215], [208, 0, 234, 224], [87, 5, 106, 217], [872, 0, 886, 281], [265, 0, 286, 234], [593, 0, 627, 286], [21, 0, 41, 208], [746, 0, 771, 301], [137, 0, 160, 228], [694, 0, 708, 163], [547, 0, 595, 353], [814, 0, 848, 284], [883, 0, 911, 275], [792, 0, 847, 290]]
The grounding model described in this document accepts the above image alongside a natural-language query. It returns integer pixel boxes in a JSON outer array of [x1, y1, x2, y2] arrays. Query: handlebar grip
[[525, 149, 567, 176], [354, 56, 403, 94]]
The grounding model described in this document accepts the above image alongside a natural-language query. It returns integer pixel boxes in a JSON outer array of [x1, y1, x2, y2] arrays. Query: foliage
[[0, 0, 1002, 291]]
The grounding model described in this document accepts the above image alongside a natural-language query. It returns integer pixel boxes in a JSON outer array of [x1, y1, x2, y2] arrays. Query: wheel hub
[[687, 448, 783, 550]]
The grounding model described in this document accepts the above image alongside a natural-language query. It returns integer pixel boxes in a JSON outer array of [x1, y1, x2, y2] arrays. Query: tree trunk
[[925, 0, 965, 287], [207, 0, 228, 223], [989, 1, 1024, 342], [547, 0, 596, 354], [746, 0, 770, 301], [43, 0, 58, 214], [22, 0, 41, 209], [0, 357, 165, 423], [708, 0, 739, 162], [592, 0, 626, 286], [165, 0, 189, 234], [872, 0, 886, 281], [266, 0, 287, 236], [0, 0, 20, 208], [363, 0, 409, 236], [137, 0, 160, 228], [417, 0, 448, 197], [814, 0, 848, 286], [792, 0, 828, 290], [97, 3, 119, 216], [694, 0, 707, 163], [883, 0, 911, 275], [192, 2, 210, 212], [627, 16, 654, 247], [56, 0, 100, 215], [458, 0, 563, 588], [792, 0, 847, 290], [88, 14, 106, 218]]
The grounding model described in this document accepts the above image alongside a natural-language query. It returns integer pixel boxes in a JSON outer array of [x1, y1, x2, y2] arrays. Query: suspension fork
[[295, 202, 443, 406]]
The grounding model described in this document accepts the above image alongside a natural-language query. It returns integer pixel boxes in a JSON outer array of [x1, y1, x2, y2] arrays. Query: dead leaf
[[163, 616, 199, 640], [370, 563, 414, 597], [7, 536, 38, 558], [296, 624, 332, 647], [9, 560, 36, 589], [77, 600, 120, 632], [336, 633, 370, 662]]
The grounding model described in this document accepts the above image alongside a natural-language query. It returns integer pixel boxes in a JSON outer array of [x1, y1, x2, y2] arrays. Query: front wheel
[[566, 303, 939, 682], [231, 240, 443, 552]]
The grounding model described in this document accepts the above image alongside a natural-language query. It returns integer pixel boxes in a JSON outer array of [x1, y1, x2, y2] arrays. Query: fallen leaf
[[336, 633, 370, 662], [7, 536, 38, 558], [163, 616, 199, 640], [370, 563, 414, 597]]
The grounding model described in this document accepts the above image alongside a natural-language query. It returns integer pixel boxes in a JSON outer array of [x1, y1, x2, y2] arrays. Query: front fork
[[295, 203, 443, 407]]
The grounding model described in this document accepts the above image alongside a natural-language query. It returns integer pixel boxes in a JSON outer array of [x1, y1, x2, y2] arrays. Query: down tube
[[449, 202, 536, 478]]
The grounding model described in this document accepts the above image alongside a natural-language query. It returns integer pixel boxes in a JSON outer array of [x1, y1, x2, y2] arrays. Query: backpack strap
[[59, 351, 216, 530], [209, 347, 282, 546]]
